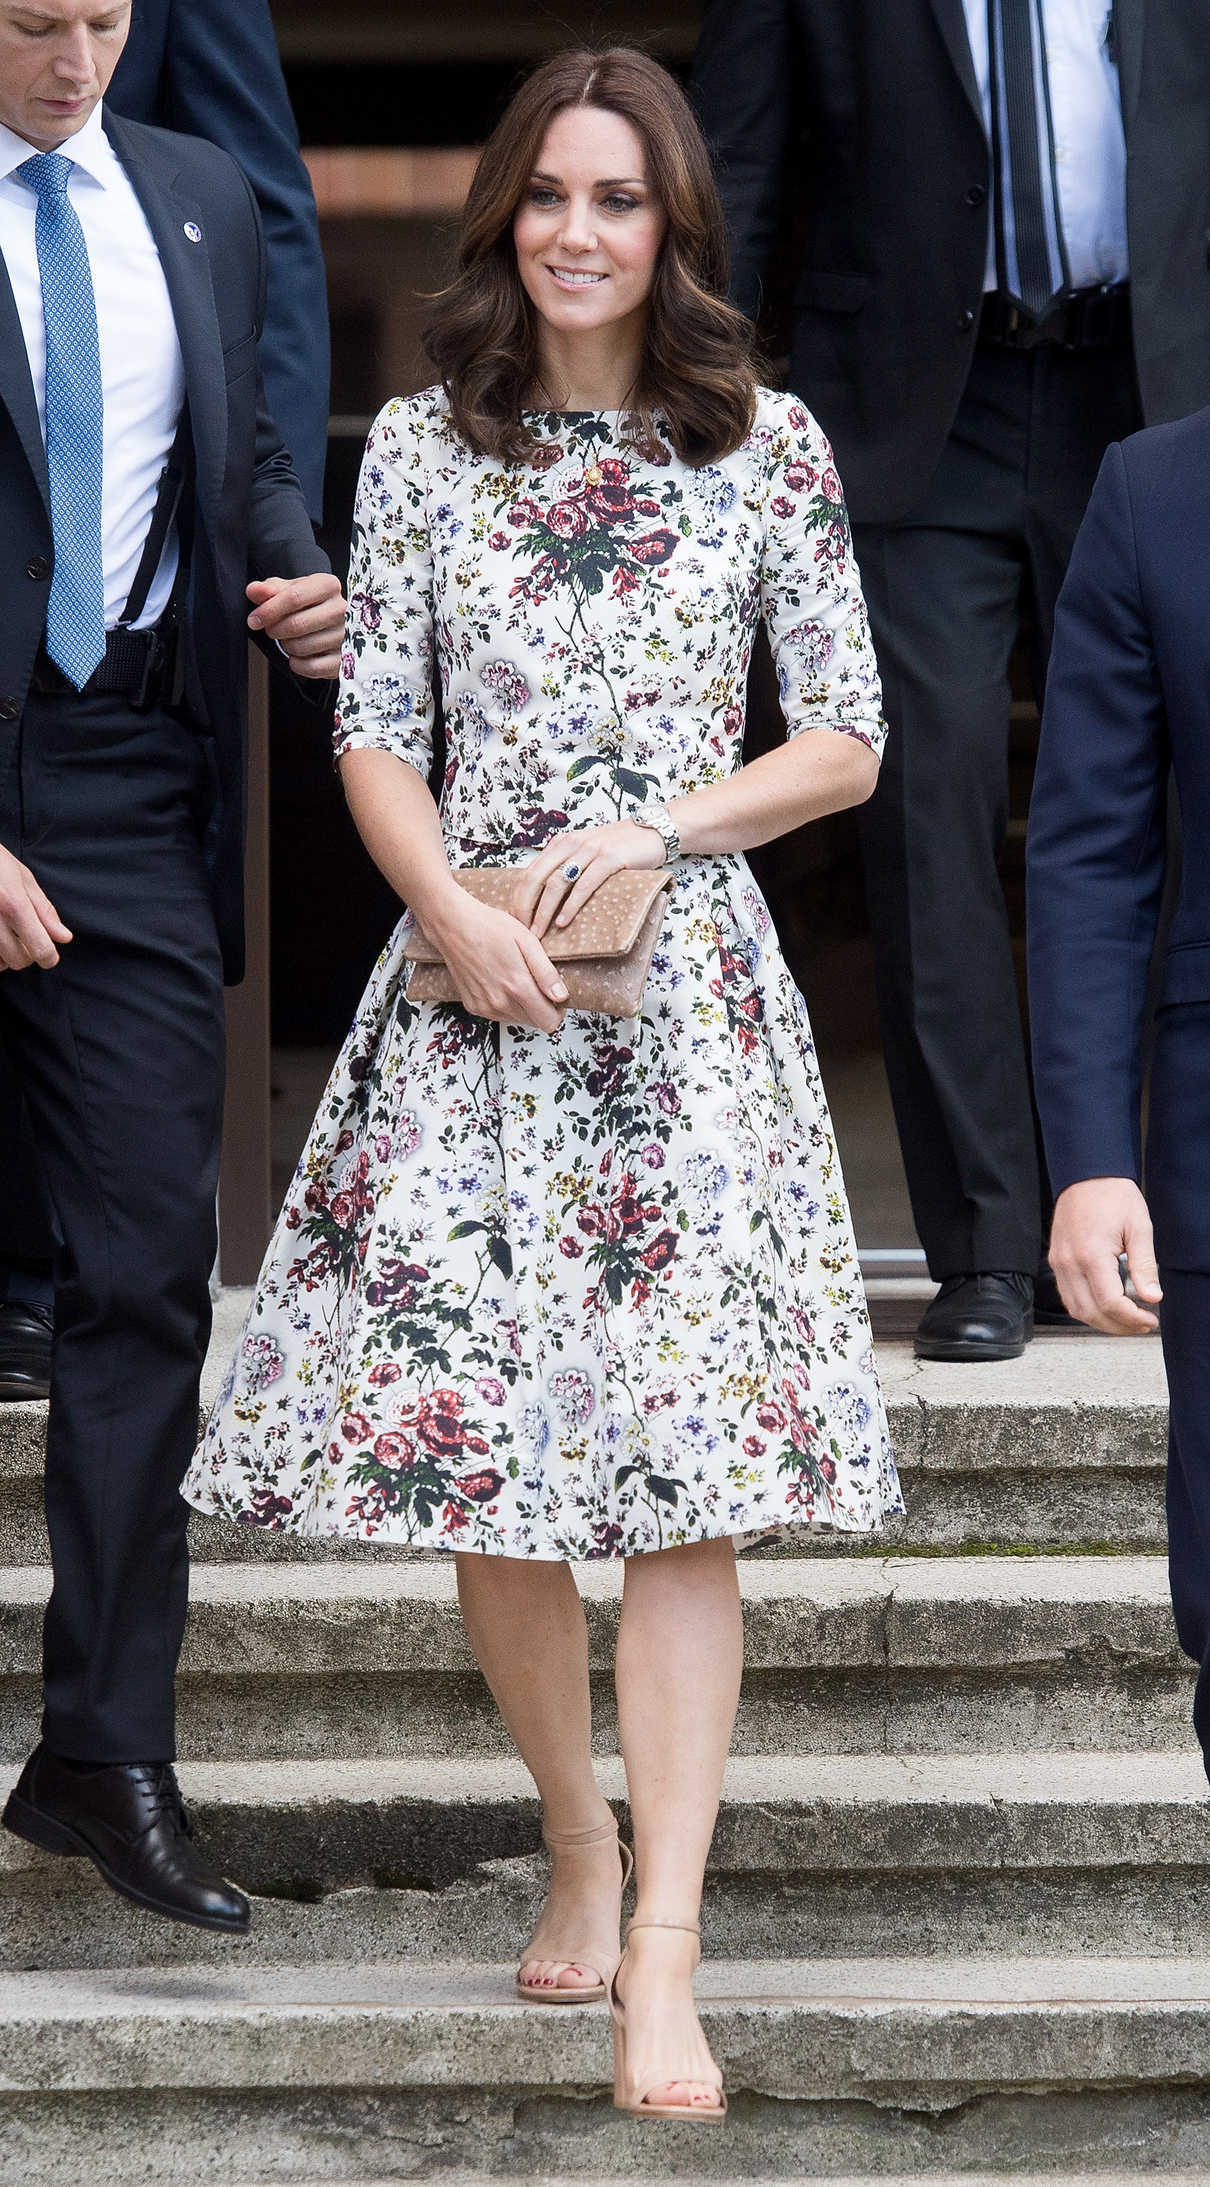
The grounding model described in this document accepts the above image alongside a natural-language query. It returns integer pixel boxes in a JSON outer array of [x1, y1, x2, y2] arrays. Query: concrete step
[[4, 1751, 1210, 1971], [0, 1314, 1169, 1561], [1, 1555, 1190, 1762], [4, 1956, 1210, 2181]]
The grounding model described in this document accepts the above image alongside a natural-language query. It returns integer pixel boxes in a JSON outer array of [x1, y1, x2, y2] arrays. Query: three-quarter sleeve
[[759, 396, 886, 756], [334, 396, 436, 774]]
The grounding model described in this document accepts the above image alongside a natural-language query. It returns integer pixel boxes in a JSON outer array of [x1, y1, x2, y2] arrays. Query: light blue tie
[[18, 152, 106, 690]]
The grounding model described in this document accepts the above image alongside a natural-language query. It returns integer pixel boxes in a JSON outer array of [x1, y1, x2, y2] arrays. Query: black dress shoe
[[0, 1301, 52, 1400], [914, 1272, 1034, 1362], [2, 1744, 250, 1933]]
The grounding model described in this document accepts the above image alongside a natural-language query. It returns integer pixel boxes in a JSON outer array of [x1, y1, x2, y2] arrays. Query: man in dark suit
[[0, 0, 344, 1929], [110, 0, 328, 518], [0, 0, 330, 1399], [693, 0, 1210, 1358], [1027, 410, 1210, 1778]]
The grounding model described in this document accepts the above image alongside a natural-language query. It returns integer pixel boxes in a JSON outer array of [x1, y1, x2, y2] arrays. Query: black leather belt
[[979, 281, 1132, 352], [30, 619, 177, 708]]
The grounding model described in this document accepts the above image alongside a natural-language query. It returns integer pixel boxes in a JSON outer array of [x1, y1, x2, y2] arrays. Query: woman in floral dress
[[186, 46, 901, 2120]]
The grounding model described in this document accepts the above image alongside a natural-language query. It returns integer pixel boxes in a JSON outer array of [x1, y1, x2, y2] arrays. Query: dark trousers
[[0, 1053, 55, 1291], [0, 688, 225, 1762], [1161, 1270, 1210, 1783], [853, 339, 1142, 1279]]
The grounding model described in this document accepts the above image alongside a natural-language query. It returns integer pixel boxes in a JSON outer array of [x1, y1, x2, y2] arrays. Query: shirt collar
[[0, 102, 112, 189]]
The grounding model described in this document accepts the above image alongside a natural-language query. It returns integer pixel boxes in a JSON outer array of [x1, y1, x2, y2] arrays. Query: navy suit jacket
[[1027, 409, 1210, 1271], [109, 0, 329, 521], [0, 112, 329, 983]]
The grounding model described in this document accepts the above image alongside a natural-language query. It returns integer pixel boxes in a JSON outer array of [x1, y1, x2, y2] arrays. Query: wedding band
[[561, 861, 581, 883]]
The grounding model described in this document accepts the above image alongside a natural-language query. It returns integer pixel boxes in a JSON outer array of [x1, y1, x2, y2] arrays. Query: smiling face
[[0, 0, 130, 150], [513, 103, 667, 366]]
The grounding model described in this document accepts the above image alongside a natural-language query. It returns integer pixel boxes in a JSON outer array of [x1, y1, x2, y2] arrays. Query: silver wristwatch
[[635, 802, 681, 866]]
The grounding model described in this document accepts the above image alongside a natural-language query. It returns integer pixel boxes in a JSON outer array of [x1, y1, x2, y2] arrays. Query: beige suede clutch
[[402, 867, 674, 1018]]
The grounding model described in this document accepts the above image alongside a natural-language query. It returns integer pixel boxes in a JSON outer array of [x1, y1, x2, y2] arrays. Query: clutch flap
[[546, 870, 673, 961], [403, 867, 672, 964]]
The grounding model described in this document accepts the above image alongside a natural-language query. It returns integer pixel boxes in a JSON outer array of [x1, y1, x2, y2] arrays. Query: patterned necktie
[[17, 152, 106, 690], [988, 0, 1068, 323]]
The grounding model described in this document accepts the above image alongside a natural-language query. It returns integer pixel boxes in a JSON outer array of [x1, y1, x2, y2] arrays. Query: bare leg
[[615, 1536, 743, 2110], [454, 1552, 625, 1992]]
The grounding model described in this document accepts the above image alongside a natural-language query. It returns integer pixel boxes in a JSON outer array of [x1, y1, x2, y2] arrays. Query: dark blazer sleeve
[[690, 0, 795, 320], [1026, 440, 1170, 1197], [152, 0, 330, 521], [222, 157, 329, 586]]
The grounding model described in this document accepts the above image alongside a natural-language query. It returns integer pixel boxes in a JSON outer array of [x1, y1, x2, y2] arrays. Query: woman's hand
[[512, 820, 667, 941], [422, 884, 569, 1032]]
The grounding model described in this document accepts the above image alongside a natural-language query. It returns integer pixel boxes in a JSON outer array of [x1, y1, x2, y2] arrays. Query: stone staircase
[[4, 1287, 1210, 2185]]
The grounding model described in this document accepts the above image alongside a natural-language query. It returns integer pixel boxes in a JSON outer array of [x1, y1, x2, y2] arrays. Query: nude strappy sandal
[[609, 1918, 727, 2122], [515, 1818, 634, 2005]]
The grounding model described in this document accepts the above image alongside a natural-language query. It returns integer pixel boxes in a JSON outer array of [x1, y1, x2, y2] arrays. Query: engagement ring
[[561, 860, 581, 882]]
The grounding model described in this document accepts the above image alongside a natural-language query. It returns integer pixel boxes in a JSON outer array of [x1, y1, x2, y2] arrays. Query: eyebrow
[[529, 171, 648, 189]]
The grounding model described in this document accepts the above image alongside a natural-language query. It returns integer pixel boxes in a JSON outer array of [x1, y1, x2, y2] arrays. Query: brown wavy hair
[[422, 46, 759, 467]]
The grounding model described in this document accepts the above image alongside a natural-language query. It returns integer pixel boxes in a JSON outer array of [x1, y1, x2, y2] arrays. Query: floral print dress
[[185, 384, 903, 1558]]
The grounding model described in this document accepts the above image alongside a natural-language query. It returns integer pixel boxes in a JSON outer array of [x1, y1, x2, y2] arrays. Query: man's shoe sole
[[0, 1373, 49, 1400], [914, 1311, 1034, 1363], [1, 1789, 251, 1934], [913, 1334, 1028, 1361]]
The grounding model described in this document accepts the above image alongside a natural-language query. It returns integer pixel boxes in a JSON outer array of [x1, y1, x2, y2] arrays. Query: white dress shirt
[[0, 103, 185, 630], [962, 0, 1129, 294]]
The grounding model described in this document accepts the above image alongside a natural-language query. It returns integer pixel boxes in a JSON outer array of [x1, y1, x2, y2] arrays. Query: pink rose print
[[629, 529, 678, 566], [373, 1433, 412, 1468], [641, 1229, 678, 1273], [458, 1468, 506, 1503], [547, 500, 590, 541]]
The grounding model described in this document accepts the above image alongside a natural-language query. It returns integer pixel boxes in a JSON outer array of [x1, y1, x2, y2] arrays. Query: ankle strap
[[541, 1817, 618, 1850], [627, 1918, 701, 1938]]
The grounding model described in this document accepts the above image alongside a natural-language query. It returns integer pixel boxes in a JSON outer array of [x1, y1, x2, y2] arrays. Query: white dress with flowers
[[185, 384, 902, 1558]]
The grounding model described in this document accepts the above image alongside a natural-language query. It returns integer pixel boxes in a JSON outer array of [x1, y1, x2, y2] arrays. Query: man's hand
[[1048, 1177, 1163, 1334], [0, 844, 71, 972], [246, 574, 346, 679]]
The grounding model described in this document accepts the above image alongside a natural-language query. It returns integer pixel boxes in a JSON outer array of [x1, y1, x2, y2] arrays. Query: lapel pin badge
[[183, 221, 203, 244]]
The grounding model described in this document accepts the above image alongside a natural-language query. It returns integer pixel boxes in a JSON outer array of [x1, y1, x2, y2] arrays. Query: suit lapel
[[0, 247, 50, 518], [1112, 0, 1145, 130], [103, 111, 227, 528], [928, 0, 985, 128]]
